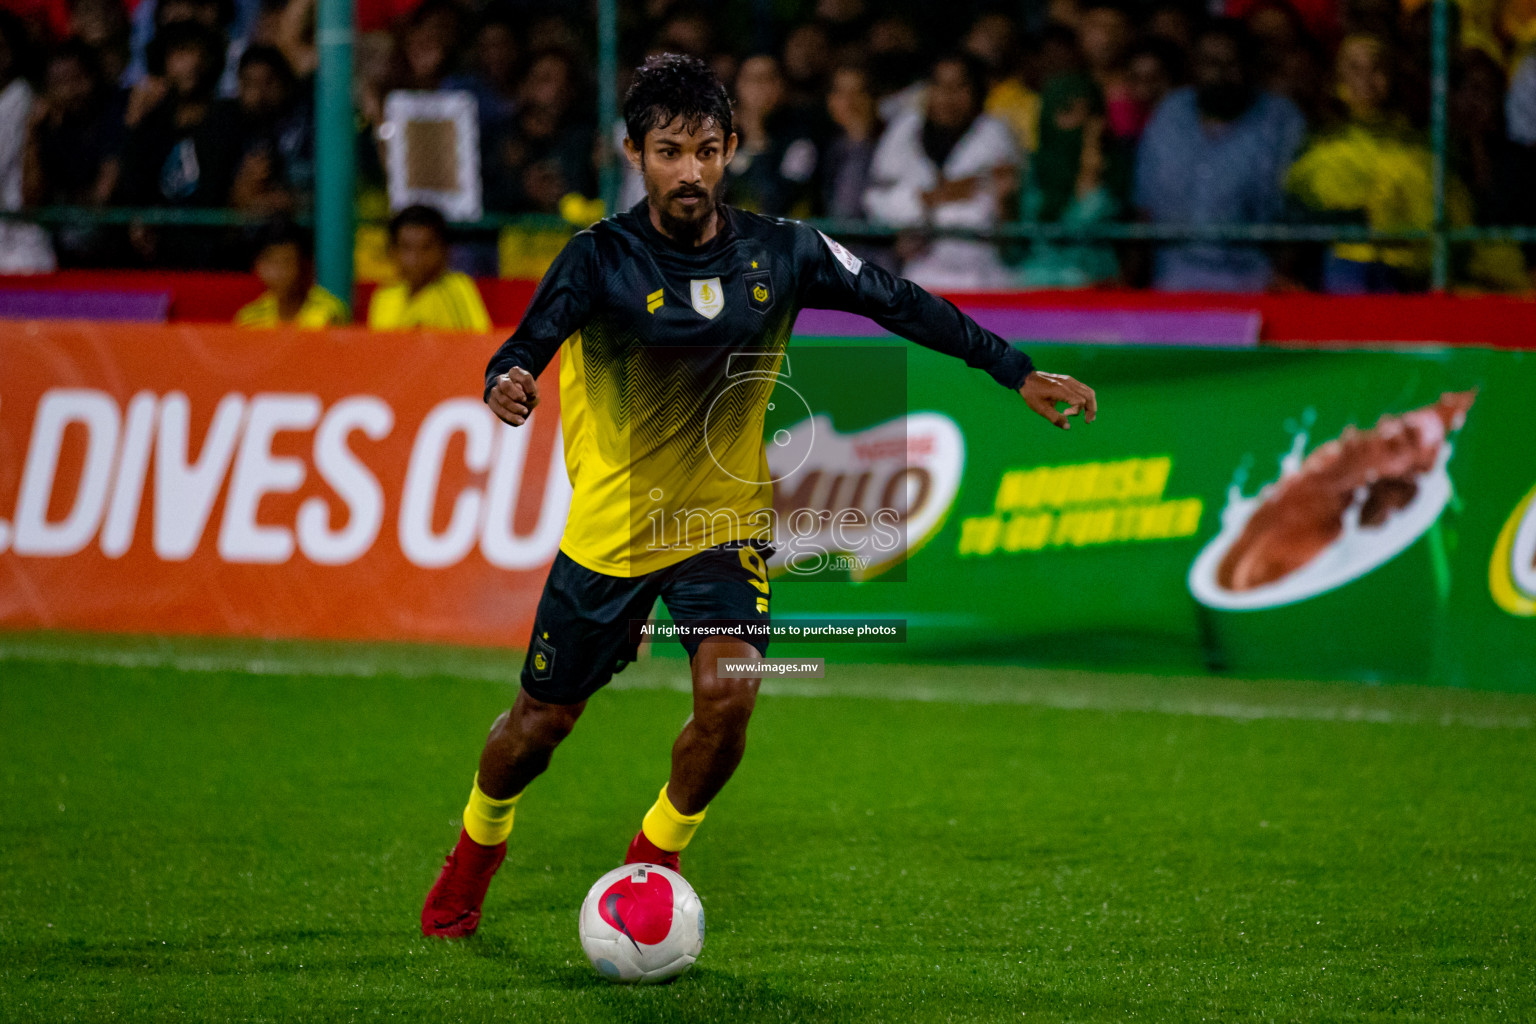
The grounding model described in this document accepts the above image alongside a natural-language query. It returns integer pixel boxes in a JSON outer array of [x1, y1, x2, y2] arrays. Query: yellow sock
[[640, 783, 707, 853], [463, 773, 522, 846]]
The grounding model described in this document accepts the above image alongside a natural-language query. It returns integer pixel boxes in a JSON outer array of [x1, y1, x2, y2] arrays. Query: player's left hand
[[1019, 371, 1097, 430], [489, 366, 540, 426]]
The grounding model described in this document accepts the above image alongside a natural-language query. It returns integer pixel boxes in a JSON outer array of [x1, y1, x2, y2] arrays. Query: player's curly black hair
[[622, 52, 734, 147]]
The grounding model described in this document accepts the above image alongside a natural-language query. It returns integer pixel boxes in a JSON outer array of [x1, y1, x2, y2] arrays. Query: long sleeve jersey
[[485, 200, 1033, 577]]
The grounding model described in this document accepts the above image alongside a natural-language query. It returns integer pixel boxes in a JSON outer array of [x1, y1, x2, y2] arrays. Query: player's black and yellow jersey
[[484, 200, 1034, 578]]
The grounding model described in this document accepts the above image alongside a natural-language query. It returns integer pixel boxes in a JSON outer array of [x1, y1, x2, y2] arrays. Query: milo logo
[[765, 413, 963, 580]]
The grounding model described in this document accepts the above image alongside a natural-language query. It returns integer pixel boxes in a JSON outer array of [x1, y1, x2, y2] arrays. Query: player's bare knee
[[529, 704, 583, 747], [511, 691, 585, 750], [691, 675, 758, 735]]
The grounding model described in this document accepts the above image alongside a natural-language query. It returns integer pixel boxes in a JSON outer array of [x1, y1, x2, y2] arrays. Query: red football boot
[[421, 829, 507, 938], [624, 829, 681, 872]]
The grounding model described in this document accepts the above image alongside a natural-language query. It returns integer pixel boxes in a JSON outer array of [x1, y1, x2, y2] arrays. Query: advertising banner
[[2, 323, 1532, 689], [0, 323, 567, 647], [764, 340, 1536, 690]]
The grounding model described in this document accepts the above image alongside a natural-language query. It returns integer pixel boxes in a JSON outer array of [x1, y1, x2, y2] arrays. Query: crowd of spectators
[[3, 0, 1536, 292]]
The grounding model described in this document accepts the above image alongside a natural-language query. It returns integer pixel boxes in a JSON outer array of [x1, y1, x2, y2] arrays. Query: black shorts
[[519, 541, 773, 705]]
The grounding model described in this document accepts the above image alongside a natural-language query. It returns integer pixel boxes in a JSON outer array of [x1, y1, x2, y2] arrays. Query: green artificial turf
[[1, 633, 1533, 1022]]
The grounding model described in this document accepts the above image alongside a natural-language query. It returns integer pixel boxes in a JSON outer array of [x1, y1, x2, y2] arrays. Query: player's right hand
[[1019, 370, 1097, 430], [489, 366, 540, 426]]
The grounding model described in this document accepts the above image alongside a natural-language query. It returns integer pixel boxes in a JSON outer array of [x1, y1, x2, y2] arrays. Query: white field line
[[0, 644, 512, 681], [605, 675, 1535, 731], [1, 642, 1531, 731]]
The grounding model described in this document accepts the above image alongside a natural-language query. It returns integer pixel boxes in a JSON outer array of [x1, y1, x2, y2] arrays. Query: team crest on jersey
[[745, 270, 772, 312], [690, 278, 724, 319], [530, 635, 556, 681]]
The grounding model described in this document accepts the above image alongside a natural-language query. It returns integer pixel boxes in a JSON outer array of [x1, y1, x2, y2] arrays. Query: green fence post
[[1430, 0, 1450, 292], [315, 0, 357, 316], [598, 0, 619, 216]]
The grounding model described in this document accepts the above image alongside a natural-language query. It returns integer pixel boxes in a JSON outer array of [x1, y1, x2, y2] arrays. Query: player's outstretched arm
[[488, 366, 540, 427], [1019, 370, 1097, 430], [796, 225, 1100, 430]]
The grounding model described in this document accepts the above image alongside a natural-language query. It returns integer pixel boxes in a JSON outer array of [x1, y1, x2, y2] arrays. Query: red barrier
[[0, 323, 565, 646], [944, 289, 1536, 348], [2, 272, 1534, 344], [0, 271, 539, 328]]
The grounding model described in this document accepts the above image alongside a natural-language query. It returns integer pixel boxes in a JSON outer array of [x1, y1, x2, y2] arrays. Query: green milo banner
[[749, 341, 1536, 691]]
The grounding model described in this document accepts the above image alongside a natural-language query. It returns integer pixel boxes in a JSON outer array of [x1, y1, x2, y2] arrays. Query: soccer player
[[367, 204, 492, 331], [234, 221, 349, 328], [421, 53, 1097, 938]]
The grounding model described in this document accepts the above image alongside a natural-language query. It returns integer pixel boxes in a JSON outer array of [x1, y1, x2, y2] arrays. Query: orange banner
[[0, 323, 566, 647]]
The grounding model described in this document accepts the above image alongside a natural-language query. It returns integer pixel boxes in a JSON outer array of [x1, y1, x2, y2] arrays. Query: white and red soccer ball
[[578, 864, 703, 984]]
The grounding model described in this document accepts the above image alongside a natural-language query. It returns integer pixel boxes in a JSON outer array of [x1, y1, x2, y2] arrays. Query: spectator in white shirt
[[863, 51, 1020, 291], [0, 12, 56, 274]]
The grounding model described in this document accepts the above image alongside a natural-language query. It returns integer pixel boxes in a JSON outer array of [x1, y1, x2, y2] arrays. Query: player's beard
[[649, 178, 720, 246]]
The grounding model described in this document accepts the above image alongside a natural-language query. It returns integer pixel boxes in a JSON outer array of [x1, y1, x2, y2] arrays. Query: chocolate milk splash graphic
[[1188, 392, 1476, 611]]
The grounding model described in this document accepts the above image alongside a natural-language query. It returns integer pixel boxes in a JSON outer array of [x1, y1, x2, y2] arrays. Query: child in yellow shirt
[[367, 205, 492, 331], [235, 221, 349, 328]]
